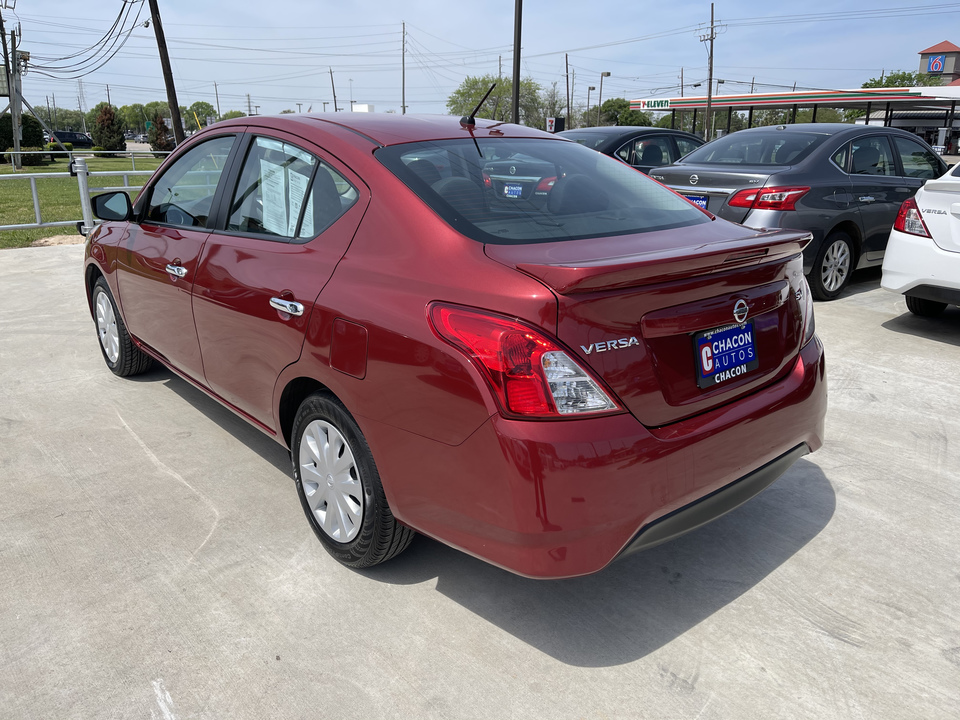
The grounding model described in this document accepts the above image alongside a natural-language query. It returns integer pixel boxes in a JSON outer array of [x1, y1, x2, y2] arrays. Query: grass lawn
[[0, 155, 164, 249]]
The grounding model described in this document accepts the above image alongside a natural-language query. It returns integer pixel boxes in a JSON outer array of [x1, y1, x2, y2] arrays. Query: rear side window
[[850, 136, 896, 176], [680, 131, 826, 166], [146, 135, 235, 228], [675, 137, 701, 157], [376, 138, 709, 245], [226, 136, 357, 241]]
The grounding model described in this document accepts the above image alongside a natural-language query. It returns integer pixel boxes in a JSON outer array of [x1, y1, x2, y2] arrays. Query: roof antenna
[[460, 83, 497, 128]]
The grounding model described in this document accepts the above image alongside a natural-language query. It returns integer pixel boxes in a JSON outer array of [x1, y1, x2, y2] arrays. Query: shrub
[[47, 141, 74, 151], [5, 147, 47, 166], [92, 105, 126, 151]]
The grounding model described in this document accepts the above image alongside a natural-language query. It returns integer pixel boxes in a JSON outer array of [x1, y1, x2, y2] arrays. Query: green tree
[[92, 104, 127, 151], [862, 70, 941, 88], [597, 98, 652, 126], [446, 74, 543, 125], [149, 112, 174, 152], [85, 101, 110, 132], [220, 110, 246, 121], [187, 101, 218, 131], [0, 113, 45, 153]]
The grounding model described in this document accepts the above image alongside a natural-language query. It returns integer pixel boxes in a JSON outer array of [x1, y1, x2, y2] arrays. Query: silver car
[[653, 124, 947, 300]]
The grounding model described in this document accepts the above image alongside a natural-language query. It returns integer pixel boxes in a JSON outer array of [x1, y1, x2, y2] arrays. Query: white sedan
[[882, 164, 960, 316]]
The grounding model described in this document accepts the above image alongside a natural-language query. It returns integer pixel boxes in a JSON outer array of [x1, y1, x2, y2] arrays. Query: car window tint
[[675, 138, 700, 158], [633, 136, 673, 166], [680, 131, 826, 165], [377, 138, 710, 245], [557, 132, 610, 150], [850, 136, 896, 176], [146, 135, 235, 228], [832, 144, 849, 173], [893, 137, 941, 179]]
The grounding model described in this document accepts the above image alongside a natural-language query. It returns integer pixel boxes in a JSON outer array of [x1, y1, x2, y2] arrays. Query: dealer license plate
[[695, 321, 759, 389], [504, 182, 523, 199], [684, 194, 708, 209]]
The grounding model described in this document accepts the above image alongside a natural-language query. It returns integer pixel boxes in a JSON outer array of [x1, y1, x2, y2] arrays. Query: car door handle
[[165, 263, 187, 278], [270, 297, 304, 316], [858, 196, 875, 203]]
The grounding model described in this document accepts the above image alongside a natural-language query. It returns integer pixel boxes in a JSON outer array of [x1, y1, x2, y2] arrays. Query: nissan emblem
[[733, 299, 749, 324], [689, 174, 699, 185], [509, 166, 517, 175]]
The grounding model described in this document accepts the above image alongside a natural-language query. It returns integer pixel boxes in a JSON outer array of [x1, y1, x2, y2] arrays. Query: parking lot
[[1, 244, 957, 719]]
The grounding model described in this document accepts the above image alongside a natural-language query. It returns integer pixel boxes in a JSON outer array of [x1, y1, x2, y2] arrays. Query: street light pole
[[596, 72, 610, 126], [587, 86, 595, 125]]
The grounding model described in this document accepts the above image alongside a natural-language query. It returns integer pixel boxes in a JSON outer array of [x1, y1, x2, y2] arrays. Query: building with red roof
[[919, 41, 960, 84]]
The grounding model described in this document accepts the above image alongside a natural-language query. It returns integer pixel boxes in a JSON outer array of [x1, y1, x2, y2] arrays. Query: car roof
[[734, 123, 910, 137], [213, 113, 554, 147]]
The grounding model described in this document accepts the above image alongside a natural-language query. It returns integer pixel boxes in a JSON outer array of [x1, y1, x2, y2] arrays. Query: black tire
[[91, 277, 153, 377], [905, 295, 947, 317], [292, 392, 414, 568], [809, 232, 856, 301]]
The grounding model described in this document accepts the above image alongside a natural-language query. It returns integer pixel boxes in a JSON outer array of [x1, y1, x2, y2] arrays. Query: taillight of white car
[[893, 198, 931, 238]]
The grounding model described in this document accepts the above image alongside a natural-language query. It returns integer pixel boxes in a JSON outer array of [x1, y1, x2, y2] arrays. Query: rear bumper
[[881, 229, 960, 300], [365, 337, 827, 579]]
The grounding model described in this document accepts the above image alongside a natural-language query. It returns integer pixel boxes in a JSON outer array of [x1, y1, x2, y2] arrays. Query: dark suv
[[653, 124, 947, 299], [50, 131, 94, 150]]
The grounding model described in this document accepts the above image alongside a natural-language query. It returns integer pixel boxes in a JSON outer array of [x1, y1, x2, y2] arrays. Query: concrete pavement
[[0, 246, 957, 719]]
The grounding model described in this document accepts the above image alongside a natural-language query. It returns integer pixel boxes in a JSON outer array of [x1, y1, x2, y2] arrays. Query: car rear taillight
[[428, 303, 622, 419], [535, 176, 557, 193], [893, 198, 931, 238], [482, 172, 492, 188], [728, 186, 810, 211]]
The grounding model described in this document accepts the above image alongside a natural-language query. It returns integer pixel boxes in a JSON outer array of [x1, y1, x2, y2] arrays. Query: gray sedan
[[652, 123, 947, 299]]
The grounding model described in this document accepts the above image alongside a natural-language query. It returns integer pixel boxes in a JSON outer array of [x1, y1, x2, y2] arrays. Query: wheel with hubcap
[[905, 295, 947, 317], [809, 232, 855, 301], [92, 277, 153, 376], [292, 392, 414, 568]]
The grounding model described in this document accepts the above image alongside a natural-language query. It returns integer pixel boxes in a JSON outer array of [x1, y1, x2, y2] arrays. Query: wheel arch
[[84, 262, 105, 316], [278, 376, 329, 448], [827, 220, 862, 260]]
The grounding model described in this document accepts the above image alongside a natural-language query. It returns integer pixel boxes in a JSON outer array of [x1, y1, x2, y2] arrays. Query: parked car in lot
[[882, 163, 960, 316], [557, 126, 704, 174], [652, 124, 948, 300], [83, 113, 825, 579], [50, 131, 94, 149]]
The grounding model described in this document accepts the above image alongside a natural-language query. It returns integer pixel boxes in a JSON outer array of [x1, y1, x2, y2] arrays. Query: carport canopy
[[630, 86, 960, 133]]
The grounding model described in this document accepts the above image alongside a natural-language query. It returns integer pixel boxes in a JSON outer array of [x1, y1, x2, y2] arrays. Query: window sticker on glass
[[259, 159, 288, 235]]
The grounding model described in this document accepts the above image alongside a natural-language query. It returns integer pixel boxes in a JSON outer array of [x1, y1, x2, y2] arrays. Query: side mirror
[[91, 191, 133, 222]]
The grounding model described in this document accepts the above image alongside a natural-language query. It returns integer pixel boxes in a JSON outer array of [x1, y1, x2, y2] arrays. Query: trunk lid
[[654, 163, 779, 223], [485, 221, 812, 427], [918, 178, 960, 253]]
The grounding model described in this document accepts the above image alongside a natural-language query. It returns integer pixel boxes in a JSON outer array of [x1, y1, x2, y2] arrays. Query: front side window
[[679, 131, 827, 166], [377, 138, 710, 245], [146, 135, 235, 227], [893, 137, 942, 179], [850, 135, 896, 176], [227, 136, 357, 240]]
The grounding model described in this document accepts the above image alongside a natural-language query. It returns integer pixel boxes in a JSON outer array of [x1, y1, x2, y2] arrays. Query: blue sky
[[6, 1, 959, 116]]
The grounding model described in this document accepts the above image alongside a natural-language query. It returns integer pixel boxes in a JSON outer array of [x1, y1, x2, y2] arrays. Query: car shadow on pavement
[[836, 267, 882, 298], [881, 306, 960, 347], [127, 365, 293, 475], [360, 458, 835, 667]]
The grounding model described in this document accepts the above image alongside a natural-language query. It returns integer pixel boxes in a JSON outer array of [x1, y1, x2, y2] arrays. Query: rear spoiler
[[510, 230, 811, 294]]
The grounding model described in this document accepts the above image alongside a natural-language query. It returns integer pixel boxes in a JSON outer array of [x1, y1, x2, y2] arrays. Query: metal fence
[[0, 151, 170, 234]]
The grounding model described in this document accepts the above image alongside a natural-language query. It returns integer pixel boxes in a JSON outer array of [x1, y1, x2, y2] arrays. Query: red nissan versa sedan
[[83, 113, 826, 579]]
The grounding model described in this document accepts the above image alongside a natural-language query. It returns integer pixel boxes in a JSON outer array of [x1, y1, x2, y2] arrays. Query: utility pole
[[322, 101, 329, 112], [750, 77, 755, 93], [106, 84, 111, 106], [511, 0, 522, 124], [296, 102, 302, 113], [147, 0, 185, 144], [597, 71, 610, 126], [401, 22, 406, 114], [699, 2, 717, 140], [330, 68, 338, 112], [246, 94, 252, 115], [10, 28, 21, 169], [213, 82, 221, 119], [52, 92, 58, 129], [565, 53, 571, 125]]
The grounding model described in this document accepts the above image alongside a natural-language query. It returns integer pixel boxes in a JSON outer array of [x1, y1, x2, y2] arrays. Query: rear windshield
[[376, 138, 709, 244], [556, 131, 613, 150], [679, 131, 828, 166]]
